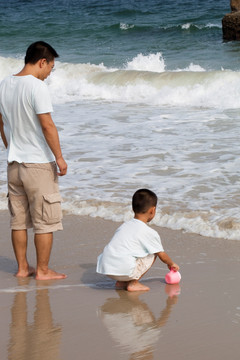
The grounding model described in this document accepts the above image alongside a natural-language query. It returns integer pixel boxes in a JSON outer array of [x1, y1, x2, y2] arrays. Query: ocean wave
[[119, 23, 135, 30], [108, 21, 221, 33], [112, 8, 153, 16], [49, 62, 240, 109], [0, 194, 240, 240], [124, 53, 165, 72], [59, 199, 240, 241], [108, 22, 154, 33], [1, 54, 240, 109], [181, 22, 221, 30]]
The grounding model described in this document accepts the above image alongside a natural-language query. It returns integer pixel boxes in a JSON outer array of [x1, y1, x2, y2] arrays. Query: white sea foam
[[182, 23, 191, 30], [1, 54, 240, 109], [120, 23, 134, 30], [181, 23, 221, 30], [124, 52, 166, 72], [0, 56, 23, 78], [48, 60, 240, 109], [176, 63, 206, 72]]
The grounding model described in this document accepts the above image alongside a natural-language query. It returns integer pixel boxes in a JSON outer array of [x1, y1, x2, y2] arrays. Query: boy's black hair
[[132, 188, 158, 214], [25, 41, 59, 65]]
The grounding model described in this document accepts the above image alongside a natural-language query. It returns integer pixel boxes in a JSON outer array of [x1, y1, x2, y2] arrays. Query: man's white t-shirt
[[96, 218, 164, 276], [0, 75, 55, 163]]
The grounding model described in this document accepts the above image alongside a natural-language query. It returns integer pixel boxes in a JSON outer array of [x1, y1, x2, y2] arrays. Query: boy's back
[[96, 188, 179, 292], [96, 218, 164, 277]]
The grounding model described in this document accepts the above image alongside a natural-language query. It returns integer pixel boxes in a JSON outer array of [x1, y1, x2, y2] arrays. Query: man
[[0, 41, 67, 280]]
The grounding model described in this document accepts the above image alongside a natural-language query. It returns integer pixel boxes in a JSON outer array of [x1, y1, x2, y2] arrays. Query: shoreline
[[1, 210, 240, 360]]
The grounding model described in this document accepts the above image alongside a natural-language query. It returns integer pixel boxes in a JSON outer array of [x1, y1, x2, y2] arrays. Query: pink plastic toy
[[165, 269, 181, 284]]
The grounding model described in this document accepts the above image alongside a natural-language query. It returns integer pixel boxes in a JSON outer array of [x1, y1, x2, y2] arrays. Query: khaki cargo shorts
[[109, 254, 156, 281], [7, 162, 63, 234]]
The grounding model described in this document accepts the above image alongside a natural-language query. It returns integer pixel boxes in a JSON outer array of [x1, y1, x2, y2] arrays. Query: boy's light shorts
[[7, 161, 63, 234], [108, 254, 155, 281]]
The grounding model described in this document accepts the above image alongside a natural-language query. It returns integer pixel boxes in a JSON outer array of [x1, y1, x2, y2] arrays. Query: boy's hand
[[168, 263, 180, 271]]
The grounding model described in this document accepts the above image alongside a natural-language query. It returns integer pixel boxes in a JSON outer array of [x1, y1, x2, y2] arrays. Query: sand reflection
[[8, 279, 62, 360], [98, 284, 180, 360]]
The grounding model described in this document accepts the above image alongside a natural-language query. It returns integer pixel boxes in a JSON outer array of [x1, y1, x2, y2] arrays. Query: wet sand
[[1, 210, 240, 360]]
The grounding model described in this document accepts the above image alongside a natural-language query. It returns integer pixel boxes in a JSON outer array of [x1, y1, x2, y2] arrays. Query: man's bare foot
[[115, 281, 128, 290], [15, 266, 35, 278], [35, 269, 67, 280], [127, 280, 150, 292]]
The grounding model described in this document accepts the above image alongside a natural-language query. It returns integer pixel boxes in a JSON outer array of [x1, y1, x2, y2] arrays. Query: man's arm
[[0, 114, 8, 149], [38, 113, 67, 176]]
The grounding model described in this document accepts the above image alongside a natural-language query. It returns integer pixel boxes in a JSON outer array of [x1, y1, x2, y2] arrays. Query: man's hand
[[56, 156, 67, 176]]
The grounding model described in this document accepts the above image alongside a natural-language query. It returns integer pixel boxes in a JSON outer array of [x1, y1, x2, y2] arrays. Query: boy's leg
[[126, 254, 157, 291], [34, 232, 67, 280], [126, 280, 150, 292], [109, 255, 156, 291], [12, 230, 35, 277], [115, 281, 128, 289], [127, 255, 157, 291]]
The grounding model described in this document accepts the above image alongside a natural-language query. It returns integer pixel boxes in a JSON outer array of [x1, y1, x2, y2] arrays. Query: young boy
[[96, 189, 179, 292]]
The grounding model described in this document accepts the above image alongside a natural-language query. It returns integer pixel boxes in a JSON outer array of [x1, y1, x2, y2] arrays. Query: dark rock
[[231, 0, 240, 12], [222, 11, 240, 40], [222, 1, 240, 40]]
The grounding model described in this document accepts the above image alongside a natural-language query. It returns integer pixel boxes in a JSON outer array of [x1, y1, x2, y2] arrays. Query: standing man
[[0, 41, 67, 280]]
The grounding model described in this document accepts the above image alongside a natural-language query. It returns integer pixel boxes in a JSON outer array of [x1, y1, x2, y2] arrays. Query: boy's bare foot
[[115, 281, 127, 290], [15, 265, 35, 278], [127, 280, 150, 292], [35, 269, 67, 280]]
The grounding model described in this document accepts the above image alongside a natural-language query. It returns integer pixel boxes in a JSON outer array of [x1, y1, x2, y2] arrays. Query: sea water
[[1, 0, 240, 240]]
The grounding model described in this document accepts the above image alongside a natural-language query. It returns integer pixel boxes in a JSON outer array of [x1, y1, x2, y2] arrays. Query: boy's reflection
[[8, 279, 61, 360], [98, 284, 180, 360]]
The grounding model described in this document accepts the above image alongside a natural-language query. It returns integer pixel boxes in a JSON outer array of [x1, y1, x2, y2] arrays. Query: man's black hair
[[132, 189, 158, 214], [24, 41, 59, 65]]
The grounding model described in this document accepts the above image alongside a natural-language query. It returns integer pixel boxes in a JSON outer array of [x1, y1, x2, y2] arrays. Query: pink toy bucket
[[165, 269, 181, 284]]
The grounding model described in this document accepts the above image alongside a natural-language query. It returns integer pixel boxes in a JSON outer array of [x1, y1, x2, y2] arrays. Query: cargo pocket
[[7, 193, 14, 216], [42, 193, 62, 224]]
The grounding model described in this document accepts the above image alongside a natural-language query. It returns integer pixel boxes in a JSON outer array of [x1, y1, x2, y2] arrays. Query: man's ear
[[39, 58, 47, 68]]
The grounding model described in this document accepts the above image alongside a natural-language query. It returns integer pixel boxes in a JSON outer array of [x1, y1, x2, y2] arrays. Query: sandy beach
[[0, 209, 240, 360]]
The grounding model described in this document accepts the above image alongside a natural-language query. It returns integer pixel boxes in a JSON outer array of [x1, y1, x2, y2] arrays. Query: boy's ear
[[149, 206, 156, 215]]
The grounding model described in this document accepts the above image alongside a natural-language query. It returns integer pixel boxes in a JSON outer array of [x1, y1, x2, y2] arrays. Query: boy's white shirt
[[96, 218, 164, 276]]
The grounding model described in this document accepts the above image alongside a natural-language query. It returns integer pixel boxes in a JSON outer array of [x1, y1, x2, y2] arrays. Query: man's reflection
[[8, 279, 62, 360], [98, 284, 180, 360]]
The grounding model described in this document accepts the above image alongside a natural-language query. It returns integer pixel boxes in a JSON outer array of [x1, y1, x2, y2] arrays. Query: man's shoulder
[[19, 76, 49, 98], [0, 75, 46, 89], [0, 75, 11, 87], [22, 75, 46, 87]]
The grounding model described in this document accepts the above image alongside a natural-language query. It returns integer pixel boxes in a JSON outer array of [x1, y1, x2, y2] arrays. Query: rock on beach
[[222, 0, 240, 40]]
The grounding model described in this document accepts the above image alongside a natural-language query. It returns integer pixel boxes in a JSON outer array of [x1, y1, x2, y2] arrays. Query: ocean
[[1, 0, 240, 240]]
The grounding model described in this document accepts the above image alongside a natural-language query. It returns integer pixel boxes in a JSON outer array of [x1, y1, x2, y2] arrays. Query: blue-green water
[[0, 0, 237, 69]]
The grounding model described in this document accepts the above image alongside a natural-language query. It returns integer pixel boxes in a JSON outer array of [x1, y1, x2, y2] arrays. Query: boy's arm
[[156, 251, 179, 271], [0, 114, 8, 148]]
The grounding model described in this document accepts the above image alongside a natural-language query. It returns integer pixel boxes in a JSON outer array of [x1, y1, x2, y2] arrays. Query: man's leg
[[34, 232, 66, 280], [12, 230, 35, 277]]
